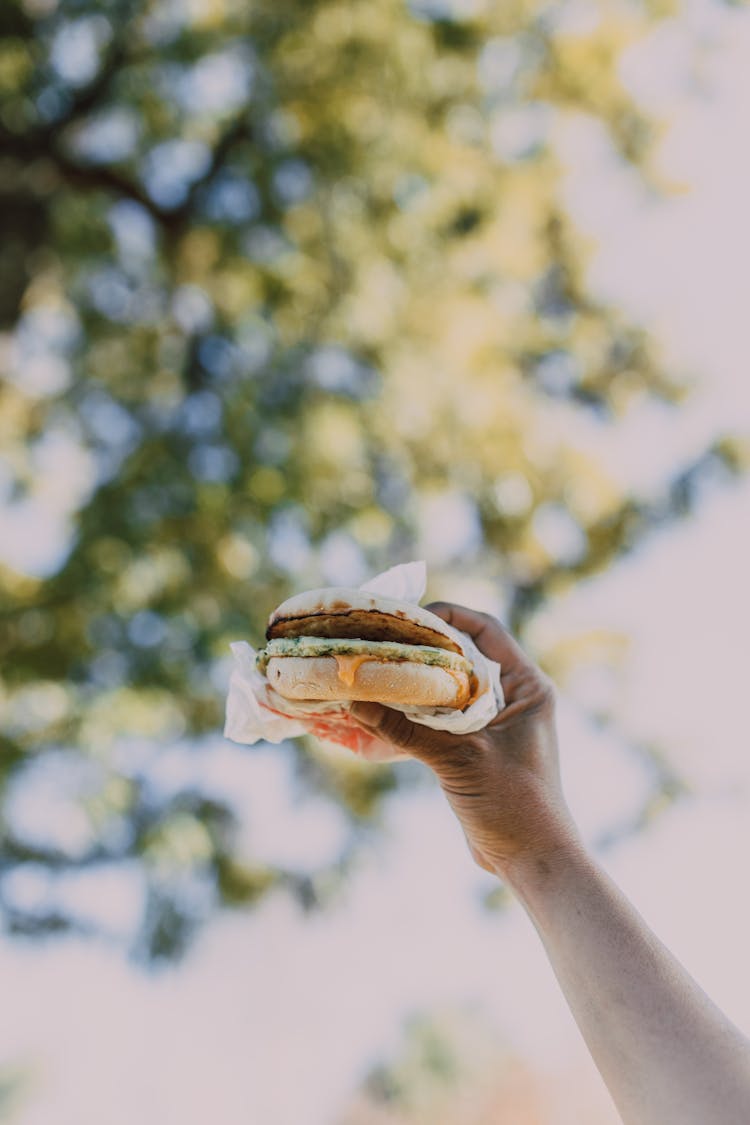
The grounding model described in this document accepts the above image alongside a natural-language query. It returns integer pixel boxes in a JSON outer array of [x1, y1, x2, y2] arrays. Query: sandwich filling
[[257, 635, 473, 688]]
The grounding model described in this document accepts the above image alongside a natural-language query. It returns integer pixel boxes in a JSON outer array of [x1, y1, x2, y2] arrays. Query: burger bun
[[266, 655, 470, 708]]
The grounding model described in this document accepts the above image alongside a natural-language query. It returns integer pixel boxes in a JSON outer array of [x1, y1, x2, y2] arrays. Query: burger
[[256, 587, 477, 710]]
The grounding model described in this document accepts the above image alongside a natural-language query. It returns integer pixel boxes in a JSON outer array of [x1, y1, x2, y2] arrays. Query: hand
[[351, 602, 580, 879]]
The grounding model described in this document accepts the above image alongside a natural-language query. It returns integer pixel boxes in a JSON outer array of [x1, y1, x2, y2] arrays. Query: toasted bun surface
[[266, 655, 470, 708], [267, 588, 465, 654]]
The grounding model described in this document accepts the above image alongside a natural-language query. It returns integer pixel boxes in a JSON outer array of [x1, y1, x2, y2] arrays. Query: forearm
[[504, 840, 750, 1125]]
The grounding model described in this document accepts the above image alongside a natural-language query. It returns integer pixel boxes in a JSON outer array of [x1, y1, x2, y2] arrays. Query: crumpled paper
[[223, 561, 504, 762]]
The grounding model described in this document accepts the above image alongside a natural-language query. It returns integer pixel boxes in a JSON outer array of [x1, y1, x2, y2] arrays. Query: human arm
[[351, 603, 750, 1125]]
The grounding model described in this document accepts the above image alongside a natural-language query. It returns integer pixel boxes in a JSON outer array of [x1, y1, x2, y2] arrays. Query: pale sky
[[3, 4, 750, 1123]]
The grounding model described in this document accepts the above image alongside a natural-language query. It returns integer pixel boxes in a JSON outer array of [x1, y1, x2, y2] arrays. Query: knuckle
[[518, 670, 555, 713], [536, 673, 556, 709]]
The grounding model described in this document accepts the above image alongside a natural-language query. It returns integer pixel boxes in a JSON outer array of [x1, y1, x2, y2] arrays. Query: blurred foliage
[[0, 1063, 31, 1123], [337, 1005, 548, 1124], [0, 0, 745, 961]]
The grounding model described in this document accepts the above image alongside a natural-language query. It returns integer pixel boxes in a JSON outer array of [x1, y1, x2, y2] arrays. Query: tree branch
[[1, 107, 253, 236]]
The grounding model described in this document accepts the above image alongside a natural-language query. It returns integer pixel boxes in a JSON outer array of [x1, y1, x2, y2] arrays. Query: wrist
[[498, 827, 590, 912]]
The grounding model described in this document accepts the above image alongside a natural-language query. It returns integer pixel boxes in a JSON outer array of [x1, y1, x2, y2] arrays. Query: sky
[[2, 2, 750, 1123]]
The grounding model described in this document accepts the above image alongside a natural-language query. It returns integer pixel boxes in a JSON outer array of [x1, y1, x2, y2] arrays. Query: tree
[[0, 0, 743, 960]]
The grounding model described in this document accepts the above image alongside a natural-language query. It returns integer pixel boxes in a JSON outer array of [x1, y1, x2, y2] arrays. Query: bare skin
[[351, 602, 750, 1125]]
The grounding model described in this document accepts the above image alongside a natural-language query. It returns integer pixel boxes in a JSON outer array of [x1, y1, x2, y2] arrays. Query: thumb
[[349, 702, 444, 760]]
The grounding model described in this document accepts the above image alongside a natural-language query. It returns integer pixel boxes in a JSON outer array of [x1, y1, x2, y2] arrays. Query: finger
[[425, 601, 532, 673], [349, 701, 451, 761]]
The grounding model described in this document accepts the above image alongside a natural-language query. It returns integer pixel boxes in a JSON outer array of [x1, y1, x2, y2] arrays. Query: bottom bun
[[266, 656, 470, 708]]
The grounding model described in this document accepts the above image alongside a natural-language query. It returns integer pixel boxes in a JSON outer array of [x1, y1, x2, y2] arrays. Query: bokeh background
[[2, 0, 750, 1121]]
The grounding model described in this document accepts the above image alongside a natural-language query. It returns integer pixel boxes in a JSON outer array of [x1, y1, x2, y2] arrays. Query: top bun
[[267, 586, 467, 655]]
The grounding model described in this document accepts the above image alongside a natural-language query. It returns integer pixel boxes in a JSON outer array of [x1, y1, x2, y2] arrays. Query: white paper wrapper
[[224, 561, 505, 762]]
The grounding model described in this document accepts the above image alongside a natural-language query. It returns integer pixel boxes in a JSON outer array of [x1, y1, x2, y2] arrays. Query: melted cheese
[[333, 653, 373, 686]]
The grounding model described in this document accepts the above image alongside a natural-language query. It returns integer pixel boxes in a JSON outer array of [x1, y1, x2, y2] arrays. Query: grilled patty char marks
[[266, 608, 462, 652]]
